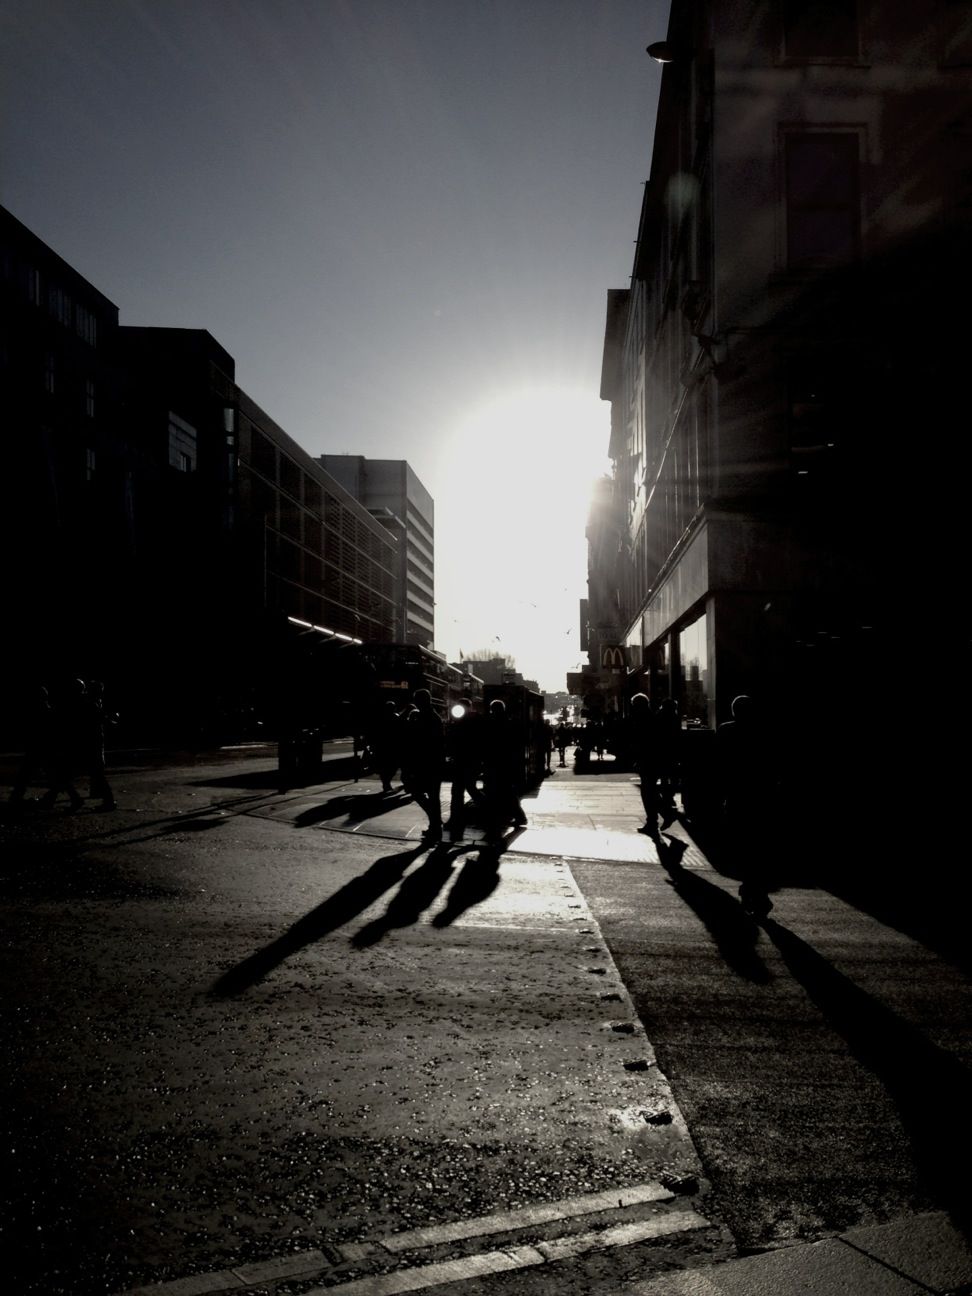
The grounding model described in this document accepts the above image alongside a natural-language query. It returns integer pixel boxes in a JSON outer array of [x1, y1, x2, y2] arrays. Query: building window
[[26, 266, 42, 306], [75, 304, 98, 346], [250, 427, 276, 481], [784, 131, 861, 268], [85, 378, 95, 418], [47, 283, 73, 327], [168, 411, 197, 472], [781, 0, 859, 60]]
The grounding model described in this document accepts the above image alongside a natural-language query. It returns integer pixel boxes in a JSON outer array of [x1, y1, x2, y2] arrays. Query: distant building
[[591, 0, 969, 732], [319, 455, 434, 648], [458, 658, 538, 694], [115, 327, 400, 724]]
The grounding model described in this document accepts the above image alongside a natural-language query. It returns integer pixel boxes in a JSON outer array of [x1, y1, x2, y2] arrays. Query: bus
[[354, 643, 483, 719]]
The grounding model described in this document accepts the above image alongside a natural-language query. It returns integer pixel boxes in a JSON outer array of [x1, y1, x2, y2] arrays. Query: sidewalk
[[280, 764, 972, 1296], [628, 1211, 972, 1295], [261, 760, 665, 864]]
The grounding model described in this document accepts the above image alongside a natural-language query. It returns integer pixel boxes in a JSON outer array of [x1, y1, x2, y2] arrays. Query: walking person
[[8, 684, 53, 807], [369, 700, 402, 794], [445, 695, 484, 842], [40, 678, 87, 812], [556, 723, 570, 767], [627, 692, 661, 841], [717, 694, 774, 917], [401, 688, 445, 841], [82, 680, 116, 810], [482, 698, 527, 841], [656, 697, 681, 828]]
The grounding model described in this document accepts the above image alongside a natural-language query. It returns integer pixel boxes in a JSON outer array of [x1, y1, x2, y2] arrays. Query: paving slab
[[841, 1211, 972, 1293], [626, 1237, 926, 1294]]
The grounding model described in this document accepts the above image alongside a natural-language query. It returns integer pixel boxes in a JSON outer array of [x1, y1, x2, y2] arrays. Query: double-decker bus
[[354, 643, 483, 718], [483, 680, 546, 790]]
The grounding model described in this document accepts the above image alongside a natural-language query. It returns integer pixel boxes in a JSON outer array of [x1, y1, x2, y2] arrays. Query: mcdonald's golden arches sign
[[601, 645, 625, 671]]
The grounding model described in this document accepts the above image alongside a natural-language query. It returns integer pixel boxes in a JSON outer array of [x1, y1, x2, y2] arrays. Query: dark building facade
[[1, 205, 129, 689], [1, 207, 400, 737], [591, 1, 970, 754]]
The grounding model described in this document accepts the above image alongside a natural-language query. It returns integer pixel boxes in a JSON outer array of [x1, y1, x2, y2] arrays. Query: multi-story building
[[1, 205, 401, 737], [116, 328, 400, 728], [593, 0, 970, 735], [457, 658, 539, 694], [319, 455, 435, 648], [1, 205, 129, 689]]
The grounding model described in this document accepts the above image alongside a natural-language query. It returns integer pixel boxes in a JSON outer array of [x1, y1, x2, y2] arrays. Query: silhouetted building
[[592, 1, 969, 739], [319, 455, 434, 648], [115, 327, 399, 729], [0, 205, 138, 693], [1, 206, 400, 737]]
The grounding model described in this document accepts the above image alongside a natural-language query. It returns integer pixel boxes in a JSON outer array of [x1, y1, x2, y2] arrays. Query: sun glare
[[434, 386, 610, 690]]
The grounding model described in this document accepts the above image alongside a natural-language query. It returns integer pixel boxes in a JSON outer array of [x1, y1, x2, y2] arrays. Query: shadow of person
[[656, 833, 689, 870], [352, 844, 458, 947], [431, 844, 503, 928], [291, 789, 411, 828], [762, 917, 972, 1240], [210, 843, 428, 995], [658, 838, 772, 984]]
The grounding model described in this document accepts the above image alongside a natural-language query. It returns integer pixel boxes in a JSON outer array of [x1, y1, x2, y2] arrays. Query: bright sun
[[434, 386, 610, 691]]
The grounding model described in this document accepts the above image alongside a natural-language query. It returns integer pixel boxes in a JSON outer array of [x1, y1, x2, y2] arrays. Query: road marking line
[[308, 1246, 543, 1295], [538, 1211, 710, 1260], [313, 1212, 710, 1295], [115, 1185, 694, 1296], [119, 1250, 328, 1295], [347, 1181, 675, 1258]]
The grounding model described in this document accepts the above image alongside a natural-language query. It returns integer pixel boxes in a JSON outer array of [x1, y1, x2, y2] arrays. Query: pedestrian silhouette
[[40, 678, 87, 812], [445, 695, 485, 841], [369, 699, 402, 793], [83, 680, 116, 810], [627, 693, 661, 841], [400, 688, 445, 841], [482, 698, 527, 841], [556, 723, 570, 767], [8, 684, 53, 806], [717, 694, 775, 917], [657, 697, 681, 828]]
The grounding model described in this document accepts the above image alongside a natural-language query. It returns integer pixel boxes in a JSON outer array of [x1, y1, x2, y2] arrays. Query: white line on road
[[310, 1212, 710, 1295], [116, 1185, 705, 1296], [339, 1180, 676, 1260]]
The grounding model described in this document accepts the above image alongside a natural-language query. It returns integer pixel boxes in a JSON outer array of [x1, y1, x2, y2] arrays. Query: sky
[[2, 0, 668, 692]]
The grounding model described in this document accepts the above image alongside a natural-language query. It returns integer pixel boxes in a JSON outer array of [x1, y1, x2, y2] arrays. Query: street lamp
[[646, 40, 676, 63]]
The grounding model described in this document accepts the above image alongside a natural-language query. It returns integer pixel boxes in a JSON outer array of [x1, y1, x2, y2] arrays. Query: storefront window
[[648, 638, 670, 703], [678, 613, 709, 724]]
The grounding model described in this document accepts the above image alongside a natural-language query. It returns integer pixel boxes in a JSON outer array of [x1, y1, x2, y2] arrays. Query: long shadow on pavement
[[351, 844, 465, 947], [431, 843, 505, 928], [762, 917, 972, 1241], [210, 843, 428, 996], [658, 835, 773, 984], [292, 789, 412, 828]]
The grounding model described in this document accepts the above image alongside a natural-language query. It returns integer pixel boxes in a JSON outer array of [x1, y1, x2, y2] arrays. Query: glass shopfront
[[678, 612, 709, 724]]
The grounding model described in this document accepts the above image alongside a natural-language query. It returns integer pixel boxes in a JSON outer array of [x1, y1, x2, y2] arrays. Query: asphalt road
[[1, 749, 970, 1295]]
